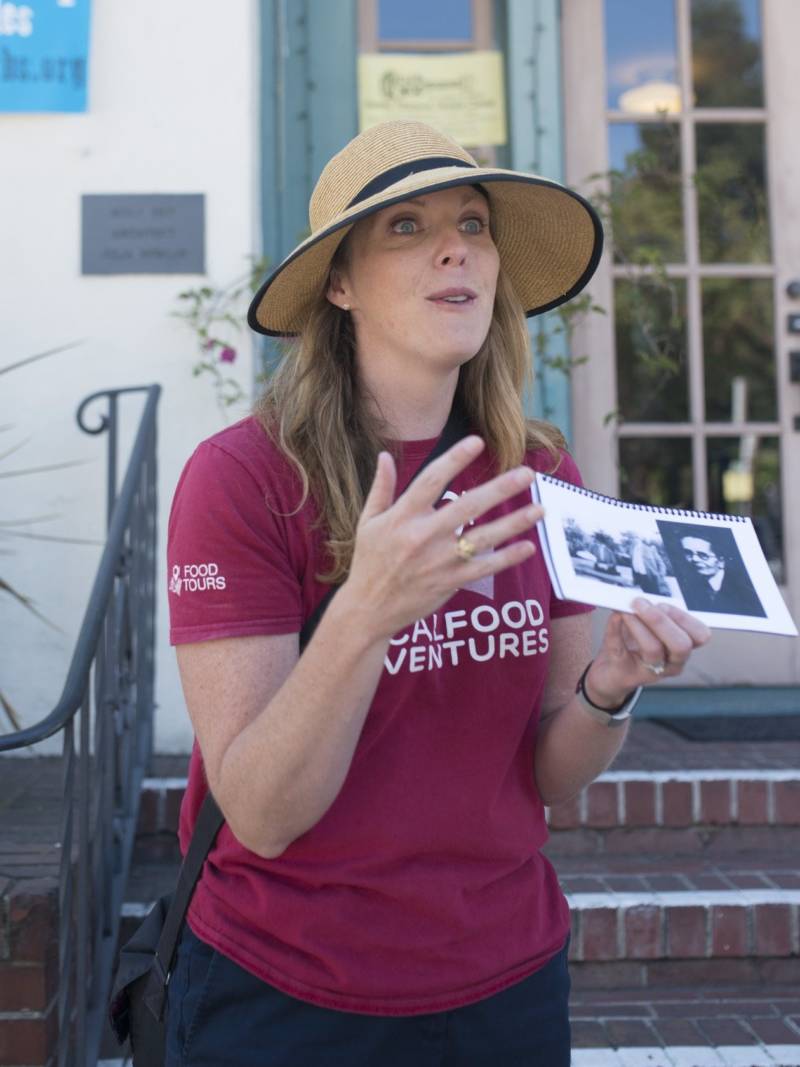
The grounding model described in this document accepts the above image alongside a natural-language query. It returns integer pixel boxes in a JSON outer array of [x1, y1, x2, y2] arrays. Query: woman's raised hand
[[343, 436, 543, 642]]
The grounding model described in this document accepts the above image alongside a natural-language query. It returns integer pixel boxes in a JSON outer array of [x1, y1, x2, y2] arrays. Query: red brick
[[774, 781, 800, 825], [748, 1017, 800, 1044], [737, 779, 769, 825], [647, 957, 759, 986], [700, 779, 731, 824], [624, 904, 662, 959], [762, 957, 800, 984], [666, 905, 708, 958], [580, 907, 618, 961], [585, 782, 618, 827], [654, 1019, 707, 1046], [570, 1021, 611, 1048], [165, 787, 185, 832], [0, 960, 56, 1011], [661, 780, 693, 827], [136, 788, 159, 835], [711, 905, 748, 956], [623, 780, 656, 827], [569, 960, 644, 989], [698, 1018, 757, 1045], [754, 903, 795, 956], [7, 879, 58, 964], [604, 1020, 657, 1047], [547, 793, 581, 830], [0, 1002, 57, 1064]]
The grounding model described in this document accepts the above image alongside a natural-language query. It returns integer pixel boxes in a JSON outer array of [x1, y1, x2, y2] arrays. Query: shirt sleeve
[[548, 450, 594, 621], [167, 441, 303, 645]]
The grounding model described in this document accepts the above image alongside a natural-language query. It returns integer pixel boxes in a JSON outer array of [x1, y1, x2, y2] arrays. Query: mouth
[[426, 287, 478, 308]]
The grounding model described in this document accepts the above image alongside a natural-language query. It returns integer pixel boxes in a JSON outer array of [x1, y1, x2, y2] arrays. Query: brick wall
[[0, 874, 59, 1067]]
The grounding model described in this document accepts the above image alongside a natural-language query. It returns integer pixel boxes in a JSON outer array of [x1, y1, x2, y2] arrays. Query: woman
[[166, 120, 709, 1066]]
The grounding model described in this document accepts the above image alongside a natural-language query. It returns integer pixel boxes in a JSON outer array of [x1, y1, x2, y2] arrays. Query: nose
[[435, 225, 468, 267]]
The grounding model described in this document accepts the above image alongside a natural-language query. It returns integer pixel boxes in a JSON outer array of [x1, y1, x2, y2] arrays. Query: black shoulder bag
[[109, 402, 469, 1065]]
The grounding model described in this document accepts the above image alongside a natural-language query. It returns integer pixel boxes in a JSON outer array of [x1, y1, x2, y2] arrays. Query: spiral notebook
[[532, 474, 797, 637]]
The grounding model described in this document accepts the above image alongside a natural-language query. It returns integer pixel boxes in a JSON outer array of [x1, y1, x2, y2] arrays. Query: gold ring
[[642, 660, 666, 676], [455, 535, 477, 562]]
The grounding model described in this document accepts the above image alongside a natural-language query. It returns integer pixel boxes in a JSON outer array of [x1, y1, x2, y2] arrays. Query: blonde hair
[[254, 267, 565, 583]]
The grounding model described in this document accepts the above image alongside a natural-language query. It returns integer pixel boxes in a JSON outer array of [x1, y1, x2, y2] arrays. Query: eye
[[460, 216, 488, 235], [390, 217, 418, 235]]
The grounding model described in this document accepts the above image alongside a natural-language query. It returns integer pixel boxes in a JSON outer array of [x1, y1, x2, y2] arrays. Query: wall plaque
[[81, 194, 205, 275]]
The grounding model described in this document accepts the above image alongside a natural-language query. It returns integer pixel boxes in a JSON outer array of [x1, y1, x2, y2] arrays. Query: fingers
[[623, 598, 711, 673], [455, 537, 537, 578], [456, 502, 542, 555], [399, 435, 485, 511], [359, 451, 397, 524], [431, 465, 539, 534]]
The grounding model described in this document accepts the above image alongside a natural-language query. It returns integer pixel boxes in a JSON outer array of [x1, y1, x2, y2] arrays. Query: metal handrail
[[0, 384, 160, 752], [0, 384, 161, 1067]]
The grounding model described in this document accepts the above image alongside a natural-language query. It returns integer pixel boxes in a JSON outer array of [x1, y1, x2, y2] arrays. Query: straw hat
[[248, 120, 603, 337]]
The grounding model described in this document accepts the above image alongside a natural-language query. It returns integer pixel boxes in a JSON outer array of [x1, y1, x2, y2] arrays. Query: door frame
[[560, 0, 800, 692]]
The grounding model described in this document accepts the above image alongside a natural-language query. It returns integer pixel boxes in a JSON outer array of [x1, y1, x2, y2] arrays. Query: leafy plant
[[1, 341, 97, 732], [172, 256, 270, 413]]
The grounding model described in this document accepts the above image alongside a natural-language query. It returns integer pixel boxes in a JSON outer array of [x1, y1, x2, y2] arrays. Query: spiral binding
[[539, 474, 748, 523]]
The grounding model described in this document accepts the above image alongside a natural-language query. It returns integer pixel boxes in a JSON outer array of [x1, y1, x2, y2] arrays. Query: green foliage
[[0, 342, 91, 732], [172, 256, 270, 414]]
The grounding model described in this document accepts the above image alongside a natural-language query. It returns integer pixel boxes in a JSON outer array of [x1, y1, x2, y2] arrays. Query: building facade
[[2, 0, 797, 752]]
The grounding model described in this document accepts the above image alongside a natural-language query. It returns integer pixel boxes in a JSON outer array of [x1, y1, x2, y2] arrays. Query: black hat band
[[347, 156, 477, 209]]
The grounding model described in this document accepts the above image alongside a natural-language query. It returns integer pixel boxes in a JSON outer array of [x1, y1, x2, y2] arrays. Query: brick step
[[572, 1049, 800, 1065], [567, 889, 800, 975], [547, 770, 800, 832], [555, 852, 800, 895], [570, 984, 800, 1065], [137, 769, 800, 841], [100, 1047, 800, 1066]]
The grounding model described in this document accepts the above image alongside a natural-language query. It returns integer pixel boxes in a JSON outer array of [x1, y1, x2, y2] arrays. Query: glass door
[[563, 0, 800, 686]]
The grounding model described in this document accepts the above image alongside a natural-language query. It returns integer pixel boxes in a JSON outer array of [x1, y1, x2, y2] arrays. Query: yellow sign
[[358, 51, 507, 147]]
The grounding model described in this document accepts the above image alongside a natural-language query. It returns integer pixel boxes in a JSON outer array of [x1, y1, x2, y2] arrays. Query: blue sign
[[0, 1, 91, 112]]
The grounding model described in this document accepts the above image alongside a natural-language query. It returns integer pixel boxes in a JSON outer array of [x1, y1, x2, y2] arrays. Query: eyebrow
[[392, 190, 487, 210]]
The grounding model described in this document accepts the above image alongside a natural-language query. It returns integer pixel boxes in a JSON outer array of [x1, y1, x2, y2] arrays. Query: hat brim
[[248, 166, 603, 337]]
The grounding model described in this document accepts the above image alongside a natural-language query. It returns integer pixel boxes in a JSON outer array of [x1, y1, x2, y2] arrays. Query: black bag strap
[[145, 398, 471, 1014]]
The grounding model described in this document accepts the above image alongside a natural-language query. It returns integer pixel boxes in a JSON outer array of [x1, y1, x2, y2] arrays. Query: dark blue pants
[[166, 925, 571, 1066]]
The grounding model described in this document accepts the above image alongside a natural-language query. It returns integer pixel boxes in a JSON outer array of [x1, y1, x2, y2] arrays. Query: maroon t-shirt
[[167, 416, 591, 1015]]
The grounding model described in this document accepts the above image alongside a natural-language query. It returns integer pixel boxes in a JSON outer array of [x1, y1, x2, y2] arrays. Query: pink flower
[[219, 346, 236, 364]]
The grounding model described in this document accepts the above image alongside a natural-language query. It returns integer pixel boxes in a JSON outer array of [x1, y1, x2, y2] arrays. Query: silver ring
[[642, 660, 666, 676]]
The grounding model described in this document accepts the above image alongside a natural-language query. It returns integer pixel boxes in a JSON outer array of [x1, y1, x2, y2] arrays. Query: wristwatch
[[575, 661, 642, 727]]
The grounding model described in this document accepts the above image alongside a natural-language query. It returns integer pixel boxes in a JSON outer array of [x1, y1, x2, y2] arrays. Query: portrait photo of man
[[656, 521, 767, 618]]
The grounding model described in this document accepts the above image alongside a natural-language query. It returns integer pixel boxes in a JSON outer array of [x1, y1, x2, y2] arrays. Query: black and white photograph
[[563, 516, 674, 596], [533, 474, 798, 637], [656, 520, 766, 618]]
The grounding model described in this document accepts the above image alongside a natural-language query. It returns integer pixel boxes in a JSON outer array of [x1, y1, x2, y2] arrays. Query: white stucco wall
[[1, 1, 261, 753]]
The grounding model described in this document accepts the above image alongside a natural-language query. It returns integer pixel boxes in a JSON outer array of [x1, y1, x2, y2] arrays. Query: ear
[[326, 268, 352, 311]]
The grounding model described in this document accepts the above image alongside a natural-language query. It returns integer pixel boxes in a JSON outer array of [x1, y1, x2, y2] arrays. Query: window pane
[[707, 435, 783, 582], [702, 278, 776, 422], [619, 437, 694, 508], [696, 123, 770, 263], [615, 277, 688, 422], [609, 123, 684, 263], [605, 0, 680, 113], [379, 0, 472, 41], [691, 0, 763, 107]]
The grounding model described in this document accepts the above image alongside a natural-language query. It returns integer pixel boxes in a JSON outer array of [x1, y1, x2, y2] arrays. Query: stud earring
[[342, 303, 350, 311]]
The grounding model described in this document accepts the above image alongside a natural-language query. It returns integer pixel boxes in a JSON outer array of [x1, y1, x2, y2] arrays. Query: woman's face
[[328, 185, 500, 379]]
